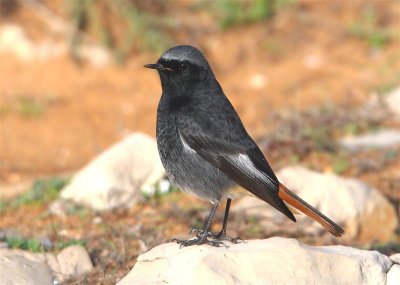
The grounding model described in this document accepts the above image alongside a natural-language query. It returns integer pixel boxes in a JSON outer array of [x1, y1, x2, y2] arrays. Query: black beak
[[144, 63, 174, 71], [144, 63, 163, 70]]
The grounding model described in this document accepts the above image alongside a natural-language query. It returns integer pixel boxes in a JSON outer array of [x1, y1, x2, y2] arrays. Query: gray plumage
[[145, 45, 344, 247], [152, 45, 293, 220]]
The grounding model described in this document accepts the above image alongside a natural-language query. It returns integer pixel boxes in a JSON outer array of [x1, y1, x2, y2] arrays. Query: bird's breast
[[156, 103, 234, 202]]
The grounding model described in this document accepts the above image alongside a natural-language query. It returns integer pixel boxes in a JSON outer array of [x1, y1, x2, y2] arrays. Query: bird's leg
[[192, 199, 244, 244], [173, 201, 227, 248]]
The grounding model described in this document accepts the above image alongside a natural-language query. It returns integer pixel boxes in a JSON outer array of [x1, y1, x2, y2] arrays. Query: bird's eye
[[180, 62, 188, 69]]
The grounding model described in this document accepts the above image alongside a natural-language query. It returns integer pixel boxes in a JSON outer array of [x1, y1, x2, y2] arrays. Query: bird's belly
[[158, 134, 234, 203]]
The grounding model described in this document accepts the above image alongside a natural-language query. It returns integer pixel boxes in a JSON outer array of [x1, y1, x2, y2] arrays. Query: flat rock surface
[[117, 237, 394, 285]]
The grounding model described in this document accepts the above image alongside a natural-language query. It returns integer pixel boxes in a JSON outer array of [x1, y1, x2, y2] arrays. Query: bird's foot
[[172, 236, 228, 248], [190, 228, 244, 244]]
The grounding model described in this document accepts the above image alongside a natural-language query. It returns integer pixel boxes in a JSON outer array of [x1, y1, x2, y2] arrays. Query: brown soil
[[0, 1, 399, 284], [1, 0, 399, 185]]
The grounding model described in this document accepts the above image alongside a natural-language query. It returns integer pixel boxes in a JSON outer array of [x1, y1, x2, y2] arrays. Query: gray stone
[[0, 245, 93, 283], [117, 237, 392, 285], [339, 129, 400, 151], [39, 236, 53, 251], [48, 199, 79, 216], [57, 245, 93, 279], [60, 133, 165, 211], [233, 166, 398, 242], [0, 254, 53, 285]]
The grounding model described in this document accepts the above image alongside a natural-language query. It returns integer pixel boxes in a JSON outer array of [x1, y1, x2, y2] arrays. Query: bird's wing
[[177, 112, 296, 221]]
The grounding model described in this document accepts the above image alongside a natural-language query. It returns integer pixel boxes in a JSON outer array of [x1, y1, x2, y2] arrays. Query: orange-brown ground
[[0, 1, 399, 284]]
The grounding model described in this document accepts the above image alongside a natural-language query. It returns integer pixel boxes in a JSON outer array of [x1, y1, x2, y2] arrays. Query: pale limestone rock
[[385, 86, 400, 119], [57, 245, 93, 279], [388, 264, 400, 285], [390, 253, 400, 264], [0, 24, 110, 66], [61, 133, 165, 211], [339, 129, 400, 151], [117, 237, 392, 285], [0, 24, 35, 61], [0, 254, 53, 285], [0, 245, 93, 282]]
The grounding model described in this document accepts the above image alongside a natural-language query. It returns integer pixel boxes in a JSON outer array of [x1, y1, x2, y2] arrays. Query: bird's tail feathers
[[278, 183, 345, 237]]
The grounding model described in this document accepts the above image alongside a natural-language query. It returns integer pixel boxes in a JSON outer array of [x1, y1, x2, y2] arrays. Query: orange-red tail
[[278, 183, 345, 237]]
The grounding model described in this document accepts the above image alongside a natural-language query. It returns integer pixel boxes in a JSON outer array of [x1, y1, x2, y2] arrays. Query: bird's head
[[144, 45, 214, 92]]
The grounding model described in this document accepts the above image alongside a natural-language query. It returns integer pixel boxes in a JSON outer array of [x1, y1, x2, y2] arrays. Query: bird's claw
[[172, 237, 228, 248], [189, 228, 245, 244]]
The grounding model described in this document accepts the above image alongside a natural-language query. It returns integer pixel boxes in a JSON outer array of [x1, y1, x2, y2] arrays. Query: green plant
[[54, 238, 87, 251], [6, 236, 87, 252], [67, 0, 171, 64], [244, 215, 264, 236], [290, 154, 300, 164], [0, 93, 61, 118], [216, 0, 276, 29], [303, 126, 333, 151], [6, 237, 42, 252], [66, 204, 90, 217], [332, 158, 350, 174], [17, 96, 45, 118], [384, 149, 398, 162], [346, 8, 397, 49], [0, 177, 69, 212], [343, 123, 360, 136]]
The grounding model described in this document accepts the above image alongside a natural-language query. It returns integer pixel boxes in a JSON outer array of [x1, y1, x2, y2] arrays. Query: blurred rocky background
[[0, 0, 399, 284]]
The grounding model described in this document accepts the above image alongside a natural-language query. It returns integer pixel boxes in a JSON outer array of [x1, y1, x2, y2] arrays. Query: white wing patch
[[178, 132, 276, 189], [230, 153, 276, 189], [179, 132, 196, 154]]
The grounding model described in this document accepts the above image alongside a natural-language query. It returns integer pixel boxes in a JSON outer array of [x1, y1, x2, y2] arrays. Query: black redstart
[[145, 45, 344, 247]]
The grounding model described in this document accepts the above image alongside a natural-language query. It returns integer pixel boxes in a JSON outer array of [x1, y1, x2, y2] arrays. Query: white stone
[[233, 166, 398, 241], [117, 238, 392, 285], [57, 245, 93, 278], [61, 133, 165, 211], [76, 44, 111, 68], [0, 246, 92, 282], [303, 52, 323, 69], [0, 254, 53, 285], [339, 129, 400, 151], [388, 264, 400, 285], [0, 24, 110, 66], [248, 73, 268, 89], [385, 86, 400, 119], [158, 178, 171, 194], [0, 24, 35, 61], [390, 253, 400, 264]]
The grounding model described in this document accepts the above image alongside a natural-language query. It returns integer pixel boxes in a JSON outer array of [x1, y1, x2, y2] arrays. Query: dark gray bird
[[145, 45, 344, 247]]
